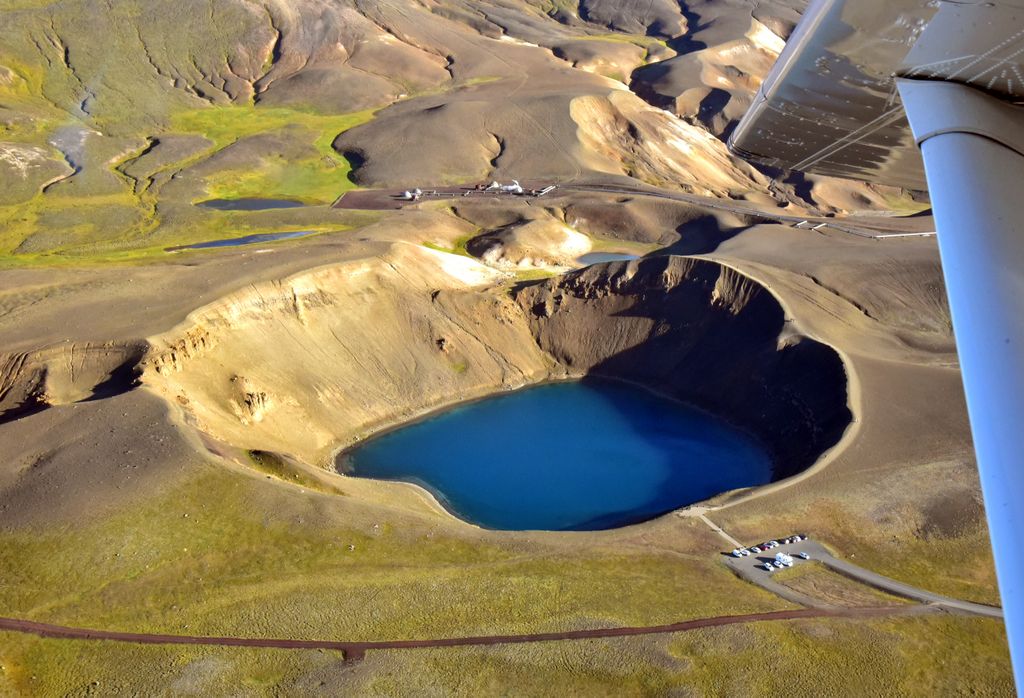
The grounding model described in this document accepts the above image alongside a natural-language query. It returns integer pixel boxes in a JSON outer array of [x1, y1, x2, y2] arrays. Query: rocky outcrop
[[515, 256, 851, 478]]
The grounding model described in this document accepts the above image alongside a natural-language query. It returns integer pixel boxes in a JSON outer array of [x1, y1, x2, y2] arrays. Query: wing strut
[[898, 77, 1024, 690]]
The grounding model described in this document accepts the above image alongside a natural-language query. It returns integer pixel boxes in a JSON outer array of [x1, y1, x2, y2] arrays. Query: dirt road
[[722, 538, 1003, 619], [0, 606, 927, 662]]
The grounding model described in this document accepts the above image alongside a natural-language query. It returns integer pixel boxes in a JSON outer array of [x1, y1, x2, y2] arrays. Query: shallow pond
[[577, 252, 640, 265], [196, 198, 307, 211], [341, 380, 773, 531], [166, 231, 313, 251]]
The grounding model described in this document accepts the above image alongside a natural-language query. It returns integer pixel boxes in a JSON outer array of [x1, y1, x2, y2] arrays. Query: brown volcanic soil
[[0, 0, 1002, 690], [0, 194, 1001, 689]]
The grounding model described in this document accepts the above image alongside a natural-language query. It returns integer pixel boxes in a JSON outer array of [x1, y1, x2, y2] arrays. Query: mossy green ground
[[0, 615, 1009, 696], [169, 105, 376, 204], [423, 235, 474, 258], [0, 462, 785, 685], [0, 0, 386, 265], [0, 458, 1010, 695], [358, 615, 1009, 696], [773, 561, 911, 607], [0, 104, 375, 265]]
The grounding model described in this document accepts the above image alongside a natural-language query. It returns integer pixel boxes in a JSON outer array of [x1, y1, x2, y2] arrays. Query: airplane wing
[[730, 0, 1024, 189], [728, 0, 1024, 689]]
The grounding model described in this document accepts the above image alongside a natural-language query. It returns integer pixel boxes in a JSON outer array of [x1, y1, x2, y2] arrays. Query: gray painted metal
[[728, 0, 1024, 189], [896, 78, 1024, 157], [899, 78, 1024, 690]]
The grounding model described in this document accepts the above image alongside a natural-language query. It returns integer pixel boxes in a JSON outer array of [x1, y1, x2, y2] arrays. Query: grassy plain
[[170, 106, 376, 203], [2, 614, 1009, 696], [2, 459, 1007, 696], [0, 104, 375, 264], [0, 462, 789, 695], [773, 562, 910, 608]]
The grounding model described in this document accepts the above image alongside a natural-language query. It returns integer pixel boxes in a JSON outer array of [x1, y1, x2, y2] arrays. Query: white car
[[763, 562, 774, 572], [732, 549, 742, 558], [798, 552, 810, 560]]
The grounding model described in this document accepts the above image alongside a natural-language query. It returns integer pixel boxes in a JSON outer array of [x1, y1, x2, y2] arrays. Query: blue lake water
[[341, 380, 773, 531], [166, 231, 313, 251], [196, 198, 306, 211], [577, 252, 640, 265]]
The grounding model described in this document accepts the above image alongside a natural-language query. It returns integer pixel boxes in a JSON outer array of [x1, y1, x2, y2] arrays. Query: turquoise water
[[165, 231, 313, 251], [196, 198, 306, 211], [577, 252, 639, 265], [341, 380, 773, 531]]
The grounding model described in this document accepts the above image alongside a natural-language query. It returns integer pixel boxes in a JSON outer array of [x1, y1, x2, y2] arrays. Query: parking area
[[721, 535, 1004, 617], [333, 182, 557, 210], [724, 534, 826, 577]]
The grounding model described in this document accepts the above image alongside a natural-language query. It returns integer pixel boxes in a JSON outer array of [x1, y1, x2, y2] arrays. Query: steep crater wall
[[142, 247, 850, 485], [515, 256, 852, 478], [142, 244, 557, 465]]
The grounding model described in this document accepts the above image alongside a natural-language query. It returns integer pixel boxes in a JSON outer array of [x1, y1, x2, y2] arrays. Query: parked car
[[763, 562, 774, 572], [798, 552, 810, 560]]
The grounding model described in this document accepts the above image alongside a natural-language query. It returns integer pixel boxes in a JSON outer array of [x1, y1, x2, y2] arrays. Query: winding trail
[[0, 606, 926, 662], [696, 511, 742, 548]]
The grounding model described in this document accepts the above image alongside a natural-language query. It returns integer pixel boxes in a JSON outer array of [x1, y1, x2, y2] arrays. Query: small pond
[[340, 380, 773, 531], [577, 252, 640, 265], [196, 198, 307, 211], [166, 231, 314, 251]]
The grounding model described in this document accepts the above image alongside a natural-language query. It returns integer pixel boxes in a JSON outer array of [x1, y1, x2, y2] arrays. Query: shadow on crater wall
[[515, 255, 852, 479]]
